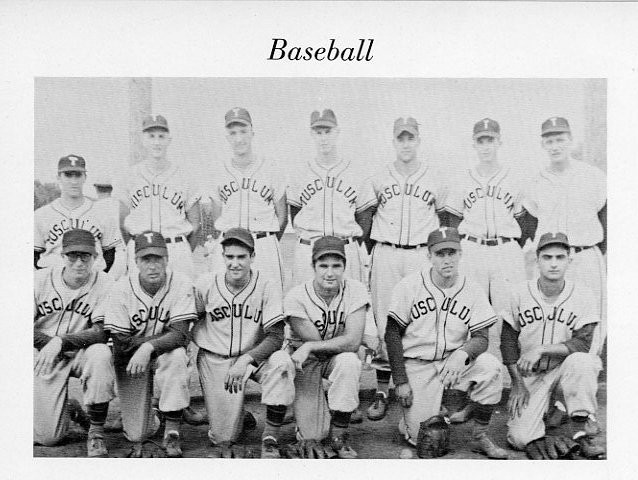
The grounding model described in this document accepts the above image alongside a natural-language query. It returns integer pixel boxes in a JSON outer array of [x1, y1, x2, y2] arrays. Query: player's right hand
[[395, 382, 413, 408], [34, 336, 63, 376], [126, 342, 154, 376], [507, 382, 530, 419]]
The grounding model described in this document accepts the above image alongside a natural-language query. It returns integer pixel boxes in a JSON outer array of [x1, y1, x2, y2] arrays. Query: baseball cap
[[393, 117, 419, 137], [221, 227, 255, 251], [58, 154, 86, 173], [142, 114, 169, 132], [473, 118, 500, 139], [427, 227, 462, 253], [93, 175, 112, 188], [541, 117, 571, 136], [225, 107, 252, 127], [135, 231, 168, 258], [536, 232, 570, 252], [62, 229, 97, 255], [310, 109, 337, 129], [312, 236, 346, 262]]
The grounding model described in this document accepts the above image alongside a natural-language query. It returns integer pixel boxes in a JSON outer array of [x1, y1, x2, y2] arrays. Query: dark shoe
[[366, 392, 388, 421], [162, 431, 183, 458], [183, 406, 207, 426], [261, 437, 281, 459], [350, 408, 363, 424], [87, 433, 108, 457], [330, 433, 358, 459]]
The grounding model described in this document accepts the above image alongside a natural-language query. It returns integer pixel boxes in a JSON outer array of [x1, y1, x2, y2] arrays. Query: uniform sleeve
[[193, 275, 209, 319], [168, 276, 198, 325], [286, 174, 301, 208], [571, 287, 600, 331], [435, 168, 462, 216], [512, 176, 526, 218], [591, 165, 607, 212], [467, 284, 497, 333], [346, 280, 371, 315], [387, 279, 413, 328], [103, 283, 134, 335], [33, 208, 46, 252], [261, 278, 285, 330], [500, 287, 521, 333], [98, 202, 123, 250], [284, 287, 308, 320], [521, 174, 539, 217], [355, 175, 377, 213], [269, 161, 288, 203]]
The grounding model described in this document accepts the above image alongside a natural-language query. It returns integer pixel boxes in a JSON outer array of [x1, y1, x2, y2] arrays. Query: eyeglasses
[[64, 252, 93, 263]]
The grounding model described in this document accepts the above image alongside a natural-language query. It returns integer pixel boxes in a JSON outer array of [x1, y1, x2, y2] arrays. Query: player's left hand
[[34, 336, 63, 376], [126, 342, 154, 376], [225, 355, 252, 394], [291, 344, 311, 370], [517, 346, 544, 376], [439, 350, 468, 388]]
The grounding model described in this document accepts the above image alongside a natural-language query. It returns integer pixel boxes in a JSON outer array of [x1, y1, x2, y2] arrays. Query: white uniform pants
[[398, 353, 503, 446], [33, 344, 115, 446], [506, 352, 602, 450]]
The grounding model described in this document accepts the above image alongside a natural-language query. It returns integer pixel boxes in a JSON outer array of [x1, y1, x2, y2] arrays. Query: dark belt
[[463, 235, 513, 246], [299, 237, 355, 246], [254, 231, 275, 239], [573, 245, 594, 254], [381, 241, 427, 250], [164, 235, 186, 244]]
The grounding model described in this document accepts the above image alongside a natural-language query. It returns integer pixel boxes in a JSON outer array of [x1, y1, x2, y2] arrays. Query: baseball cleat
[[349, 408, 363, 424], [471, 435, 509, 459], [183, 406, 207, 426], [162, 431, 183, 458], [86, 433, 108, 457], [261, 437, 282, 459], [366, 392, 388, 421], [330, 433, 358, 459]]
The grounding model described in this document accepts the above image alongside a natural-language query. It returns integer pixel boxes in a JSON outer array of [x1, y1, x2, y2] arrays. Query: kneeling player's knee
[[85, 343, 112, 364], [162, 347, 188, 368], [563, 352, 601, 374], [268, 350, 295, 372], [334, 352, 361, 376], [474, 353, 503, 384], [507, 429, 535, 451], [35, 430, 65, 447]]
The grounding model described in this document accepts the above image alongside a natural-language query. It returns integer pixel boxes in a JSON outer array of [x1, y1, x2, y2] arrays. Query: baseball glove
[[416, 415, 451, 458], [526, 436, 580, 460]]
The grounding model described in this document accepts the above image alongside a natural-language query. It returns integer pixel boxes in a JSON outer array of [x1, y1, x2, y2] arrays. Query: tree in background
[[34, 180, 61, 210]]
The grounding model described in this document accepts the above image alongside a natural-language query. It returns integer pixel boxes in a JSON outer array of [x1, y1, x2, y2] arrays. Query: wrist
[[142, 342, 155, 352]]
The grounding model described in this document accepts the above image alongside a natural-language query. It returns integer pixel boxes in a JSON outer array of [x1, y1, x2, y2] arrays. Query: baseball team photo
[[33, 77, 607, 460]]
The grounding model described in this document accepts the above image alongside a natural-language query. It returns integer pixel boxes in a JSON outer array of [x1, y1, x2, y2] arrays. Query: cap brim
[[221, 237, 254, 250], [312, 249, 346, 262], [62, 244, 96, 255], [136, 247, 168, 258], [93, 183, 112, 187], [394, 126, 418, 137], [430, 241, 460, 253], [225, 119, 251, 127], [58, 167, 86, 173], [541, 127, 570, 136], [536, 240, 570, 252], [473, 131, 499, 140], [311, 121, 337, 129], [142, 125, 169, 132]]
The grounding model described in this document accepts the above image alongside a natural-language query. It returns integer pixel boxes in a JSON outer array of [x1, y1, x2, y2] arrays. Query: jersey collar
[[224, 155, 265, 179]]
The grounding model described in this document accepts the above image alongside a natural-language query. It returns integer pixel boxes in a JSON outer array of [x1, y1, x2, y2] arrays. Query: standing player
[[444, 118, 527, 391], [34, 155, 123, 273], [501, 232, 605, 459], [205, 107, 287, 286], [193, 228, 295, 458], [385, 227, 508, 459], [34, 229, 115, 457], [524, 117, 606, 356], [92, 175, 127, 280], [363, 117, 454, 421], [117, 114, 201, 280], [284, 237, 369, 459], [104, 231, 197, 457]]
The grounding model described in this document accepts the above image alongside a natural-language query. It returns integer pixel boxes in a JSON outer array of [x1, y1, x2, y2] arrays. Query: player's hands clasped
[[507, 381, 530, 419], [291, 344, 311, 370], [225, 355, 252, 394], [395, 382, 413, 408], [34, 336, 63, 376], [127, 342, 154, 376], [439, 350, 468, 388], [517, 346, 544, 376]]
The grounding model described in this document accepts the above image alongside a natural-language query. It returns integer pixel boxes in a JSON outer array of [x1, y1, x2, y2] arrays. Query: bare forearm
[[245, 322, 285, 364], [60, 323, 108, 351], [303, 335, 360, 356]]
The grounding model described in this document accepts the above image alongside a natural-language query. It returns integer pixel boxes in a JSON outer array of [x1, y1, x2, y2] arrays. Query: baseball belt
[[164, 235, 187, 244], [572, 245, 594, 253], [299, 237, 355, 246], [381, 242, 427, 250], [253, 231, 275, 239], [463, 235, 513, 246]]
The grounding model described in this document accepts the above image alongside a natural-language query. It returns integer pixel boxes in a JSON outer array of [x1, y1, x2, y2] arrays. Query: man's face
[[473, 135, 501, 162], [541, 132, 572, 164], [223, 244, 254, 283], [225, 123, 254, 157], [393, 131, 420, 163], [428, 247, 461, 280], [136, 254, 168, 287], [313, 254, 345, 290], [537, 245, 570, 282], [62, 251, 95, 281], [58, 171, 86, 198], [311, 126, 338, 156], [142, 128, 171, 160]]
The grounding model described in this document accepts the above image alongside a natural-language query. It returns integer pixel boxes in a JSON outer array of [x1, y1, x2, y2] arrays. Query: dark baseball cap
[[536, 232, 570, 252], [135, 231, 168, 258], [225, 107, 252, 127], [58, 154, 86, 173], [312, 236, 346, 262], [541, 117, 570, 136], [62, 229, 97, 255], [310, 109, 337, 129], [221, 227, 255, 251], [393, 117, 419, 137], [473, 118, 500, 139], [427, 227, 461, 253], [142, 114, 169, 132]]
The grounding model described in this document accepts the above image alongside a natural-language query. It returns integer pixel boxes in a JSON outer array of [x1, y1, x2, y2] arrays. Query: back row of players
[[33, 108, 607, 459]]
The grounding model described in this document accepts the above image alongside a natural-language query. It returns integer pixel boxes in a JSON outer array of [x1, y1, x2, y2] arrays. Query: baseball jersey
[[34, 266, 113, 336], [287, 158, 376, 239], [284, 278, 370, 345], [503, 278, 599, 372], [103, 269, 197, 337], [192, 270, 284, 357], [524, 161, 606, 246], [446, 166, 525, 239], [368, 163, 448, 246], [34, 197, 123, 270], [206, 156, 286, 232], [117, 162, 199, 237], [388, 269, 497, 360]]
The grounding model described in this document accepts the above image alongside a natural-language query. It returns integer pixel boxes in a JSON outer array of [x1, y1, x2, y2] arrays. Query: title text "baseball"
[[267, 38, 374, 62]]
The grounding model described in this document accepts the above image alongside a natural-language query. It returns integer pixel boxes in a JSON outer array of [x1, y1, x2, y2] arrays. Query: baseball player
[[117, 114, 201, 280], [363, 117, 454, 421], [523, 117, 607, 357], [34, 155, 123, 272], [204, 107, 287, 287], [33, 229, 115, 457], [193, 227, 295, 458], [104, 231, 197, 457], [501, 232, 605, 459], [385, 227, 508, 459], [284, 236, 370, 459]]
